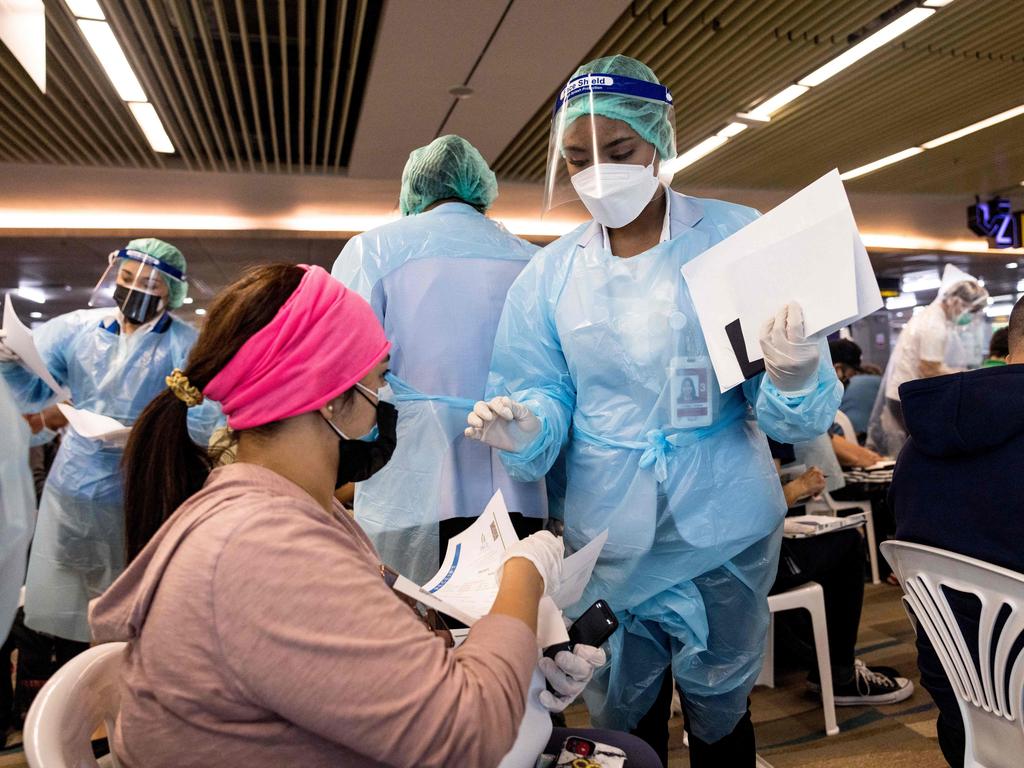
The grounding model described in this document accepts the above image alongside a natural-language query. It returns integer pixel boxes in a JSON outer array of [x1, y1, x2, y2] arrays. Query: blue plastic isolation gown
[[488, 189, 842, 742], [0, 376, 35, 639], [0, 309, 221, 642], [332, 202, 547, 584]]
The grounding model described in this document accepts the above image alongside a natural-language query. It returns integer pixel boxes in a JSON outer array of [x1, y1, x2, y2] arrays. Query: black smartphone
[[544, 599, 619, 661], [568, 599, 619, 648]]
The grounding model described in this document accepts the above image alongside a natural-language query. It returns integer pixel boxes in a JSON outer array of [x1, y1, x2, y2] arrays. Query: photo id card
[[669, 356, 712, 429]]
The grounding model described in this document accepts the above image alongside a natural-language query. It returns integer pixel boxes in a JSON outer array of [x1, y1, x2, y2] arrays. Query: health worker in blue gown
[[332, 135, 546, 584], [465, 56, 841, 766], [0, 239, 221, 644]]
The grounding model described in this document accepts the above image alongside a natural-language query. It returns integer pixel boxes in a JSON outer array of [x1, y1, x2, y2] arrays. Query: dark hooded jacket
[[890, 364, 1024, 767]]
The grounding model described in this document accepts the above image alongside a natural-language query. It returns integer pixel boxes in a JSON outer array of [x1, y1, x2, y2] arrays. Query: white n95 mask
[[570, 160, 660, 229]]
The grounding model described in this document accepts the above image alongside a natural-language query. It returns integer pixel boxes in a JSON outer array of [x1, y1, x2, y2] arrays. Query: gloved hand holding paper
[[680, 170, 883, 392], [389, 490, 607, 647]]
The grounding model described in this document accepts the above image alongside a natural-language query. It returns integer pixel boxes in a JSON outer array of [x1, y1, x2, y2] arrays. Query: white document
[[551, 529, 609, 610], [3, 295, 71, 403], [393, 490, 607, 644], [681, 170, 883, 392], [418, 490, 520, 622], [57, 403, 130, 444]]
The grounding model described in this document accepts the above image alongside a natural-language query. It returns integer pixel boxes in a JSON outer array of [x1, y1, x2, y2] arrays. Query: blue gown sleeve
[[742, 339, 842, 444], [0, 313, 75, 410], [486, 253, 576, 483]]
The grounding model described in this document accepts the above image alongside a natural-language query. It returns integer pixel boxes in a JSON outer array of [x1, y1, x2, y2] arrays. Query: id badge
[[669, 356, 713, 429]]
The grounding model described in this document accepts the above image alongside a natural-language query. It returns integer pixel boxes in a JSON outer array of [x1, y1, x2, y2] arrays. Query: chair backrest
[[882, 541, 1024, 768], [24, 642, 127, 768], [833, 410, 857, 445]]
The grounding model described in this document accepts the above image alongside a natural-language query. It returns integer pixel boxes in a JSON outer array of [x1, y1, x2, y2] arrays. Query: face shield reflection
[[90, 249, 184, 325], [542, 73, 676, 217]]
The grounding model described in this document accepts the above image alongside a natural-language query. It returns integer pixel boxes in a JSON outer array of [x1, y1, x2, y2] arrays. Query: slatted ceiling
[[491, 0, 898, 182], [0, 0, 381, 173], [0, 4, 157, 169], [681, 0, 1024, 193]]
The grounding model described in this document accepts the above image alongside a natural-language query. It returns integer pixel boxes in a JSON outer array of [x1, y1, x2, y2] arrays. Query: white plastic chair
[[806, 491, 880, 585], [883, 541, 1024, 768], [755, 582, 840, 736], [24, 641, 127, 768], [833, 410, 858, 444]]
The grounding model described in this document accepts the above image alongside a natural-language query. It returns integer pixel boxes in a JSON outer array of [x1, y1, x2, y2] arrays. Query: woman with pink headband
[[87, 263, 657, 767]]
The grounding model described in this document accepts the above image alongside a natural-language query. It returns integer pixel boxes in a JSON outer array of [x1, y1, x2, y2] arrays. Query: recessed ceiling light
[[128, 102, 175, 153], [182, 297, 194, 304], [447, 85, 474, 99], [64, 0, 105, 19], [30, 311, 43, 319], [77, 20, 146, 101], [921, 104, 1024, 150], [840, 147, 924, 180], [1007, 262, 1019, 269], [745, 84, 809, 122], [799, 8, 934, 88], [194, 308, 207, 316]]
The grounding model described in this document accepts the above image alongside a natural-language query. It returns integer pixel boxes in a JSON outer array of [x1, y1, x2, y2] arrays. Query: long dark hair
[[122, 263, 305, 562]]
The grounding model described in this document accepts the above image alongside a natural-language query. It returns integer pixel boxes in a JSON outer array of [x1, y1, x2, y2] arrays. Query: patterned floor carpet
[[3, 583, 948, 768]]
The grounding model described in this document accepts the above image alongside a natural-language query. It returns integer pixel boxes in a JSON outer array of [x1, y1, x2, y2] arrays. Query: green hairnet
[[125, 237, 188, 309], [564, 55, 676, 160], [399, 135, 498, 216]]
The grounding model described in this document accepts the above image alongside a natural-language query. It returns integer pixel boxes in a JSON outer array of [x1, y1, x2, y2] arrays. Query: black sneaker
[[818, 660, 914, 706]]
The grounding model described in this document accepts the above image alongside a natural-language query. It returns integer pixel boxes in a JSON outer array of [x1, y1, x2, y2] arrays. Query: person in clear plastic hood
[[0, 238, 221, 646], [867, 266, 988, 456], [332, 135, 546, 584], [465, 55, 841, 766]]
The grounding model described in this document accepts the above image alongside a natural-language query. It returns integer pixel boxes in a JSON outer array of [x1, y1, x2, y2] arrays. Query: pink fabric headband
[[204, 265, 389, 430]]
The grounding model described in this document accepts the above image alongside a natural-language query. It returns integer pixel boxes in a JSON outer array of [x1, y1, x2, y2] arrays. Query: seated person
[[831, 339, 882, 443], [768, 439, 913, 706], [889, 297, 1024, 767], [90, 264, 659, 768], [981, 326, 1008, 367]]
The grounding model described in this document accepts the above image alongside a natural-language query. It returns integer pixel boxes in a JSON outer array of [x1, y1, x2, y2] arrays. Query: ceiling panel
[[0, 0, 382, 173], [493, 0, 1024, 199]]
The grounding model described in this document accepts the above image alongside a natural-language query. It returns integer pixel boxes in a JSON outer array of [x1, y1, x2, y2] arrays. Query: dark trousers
[[438, 513, 544, 564], [2, 609, 88, 731], [547, 728, 662, 768], [630, 670, 755, 768], [770, 528, 864, 684]]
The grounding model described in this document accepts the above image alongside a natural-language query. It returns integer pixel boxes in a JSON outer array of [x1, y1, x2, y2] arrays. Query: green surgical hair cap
[[566, 54, 676, 160], [125, 237, 188, 309], [399, 135, 498, 216]]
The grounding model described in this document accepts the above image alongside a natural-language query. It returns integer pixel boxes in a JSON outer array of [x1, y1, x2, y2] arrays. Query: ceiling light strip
[[65, 3, 176, 154], [666, 4, 946, 178], [840, 102, 1024, 179]]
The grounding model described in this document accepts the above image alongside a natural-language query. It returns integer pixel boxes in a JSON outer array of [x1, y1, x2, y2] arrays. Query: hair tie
[[166, 368, 203, 407]]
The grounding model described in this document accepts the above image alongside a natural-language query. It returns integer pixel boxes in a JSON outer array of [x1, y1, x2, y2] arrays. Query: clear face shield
[[90, 248, 185, 325], [542, 73, 676, 225]]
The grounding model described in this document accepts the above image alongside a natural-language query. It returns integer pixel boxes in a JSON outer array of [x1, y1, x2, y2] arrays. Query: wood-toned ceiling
[[493, 0, 1024, 197]]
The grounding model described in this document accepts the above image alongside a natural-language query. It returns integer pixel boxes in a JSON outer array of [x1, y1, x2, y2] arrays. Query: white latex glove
[[496, 531, 564, 596], [464, 396, 541, 452], [0, 330, 19, 363], [759, 302, 820, 395], [538, 645, 607, 712]]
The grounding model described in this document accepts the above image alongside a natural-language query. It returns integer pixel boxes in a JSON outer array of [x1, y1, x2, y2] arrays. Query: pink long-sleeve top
[[89, 462, 538, 767]]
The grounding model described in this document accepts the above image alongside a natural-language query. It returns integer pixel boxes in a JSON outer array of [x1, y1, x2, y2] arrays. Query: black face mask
[[328, 389, 399, 489], [113, 284, 163, 325]]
